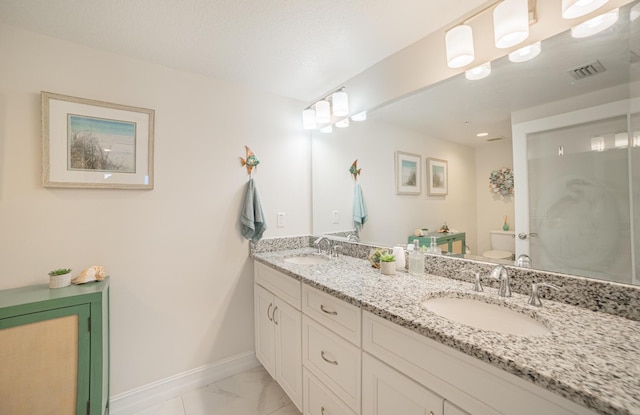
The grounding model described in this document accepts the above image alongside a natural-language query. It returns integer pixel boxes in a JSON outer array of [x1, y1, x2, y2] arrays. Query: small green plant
[[48, 268, 72, 276], [379, 253, 396, 263]]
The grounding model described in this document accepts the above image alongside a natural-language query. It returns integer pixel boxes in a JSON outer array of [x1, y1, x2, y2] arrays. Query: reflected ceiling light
[[633, 132, 640, 147], [332, 89, 349, 117], [445, 25, 475, 68], [351, 111, 367, 122], [508, 41, 542, 62], [631, 2, 640, 21], [335, 118, 350, 128], [562, 0, 609, 19], [615, 132, 629, 148], [591, 136, 605, 151], [302, 108, 317, 130], [320, 125, 333, 133], [494, 0, 529, 49], [477, 132, 489, 137], [465, 62, 492, 80], [571, 8, 619, 38], [315, 100, 331, 124]]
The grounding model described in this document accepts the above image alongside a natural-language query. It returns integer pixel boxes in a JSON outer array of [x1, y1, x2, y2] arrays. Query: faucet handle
[[528, 282, 560, 307], [515, 254, 532, 268], [332, 245, 343, 258], [459, 268, 483, 292]]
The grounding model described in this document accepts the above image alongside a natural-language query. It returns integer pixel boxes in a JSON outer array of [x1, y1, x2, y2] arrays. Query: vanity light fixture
[[320, 125, 333, 133], [315, 100, 331, 124], [465, 62, 492, 80], [445, 25, 475, 68], [332, 89, 349, 117], [508, 41, 542, 62], [351, 111, 367, 122], [614, 132, 629, 148], [631, 2, 640, 21], [562, 0, 609, 19], [335, 118, 350, 128], [494, 0, 530, 49], [591, 136, 605, 151], [571, 8, 619, 38], [633, 132, 640, 147], [302, 108, 317, 130]]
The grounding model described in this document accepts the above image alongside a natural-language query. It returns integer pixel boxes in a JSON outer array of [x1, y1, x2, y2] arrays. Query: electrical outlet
[[277, 212, 285, 228], [332, 210, 339, 224]]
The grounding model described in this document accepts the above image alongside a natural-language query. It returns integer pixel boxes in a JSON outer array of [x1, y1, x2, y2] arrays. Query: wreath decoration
[[489, 167, 514, 196]]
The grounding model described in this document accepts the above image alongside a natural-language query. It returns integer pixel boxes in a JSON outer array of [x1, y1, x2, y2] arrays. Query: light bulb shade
[[571, 8, 619, 38], [320, 125, 333, 133], [445, 25, 475, 68], [632, 2, 640, 21], [302, 109, 317, 130], [332, 91, 349, 117], [591, 136, 605, 151], [465, 62, 492, 80], [335, 118, 350, 128], [494, 0, 529, 49], [350, 111, 367, 122], [562, 0, 609, 19], [614, 132, 628, 148], [508, 41, 542, 62], [315, 100, 331, 124]]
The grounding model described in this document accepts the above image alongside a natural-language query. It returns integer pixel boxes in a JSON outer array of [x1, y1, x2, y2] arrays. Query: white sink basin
[[422, 297, 550, 336], [283, 255, 330, 265]]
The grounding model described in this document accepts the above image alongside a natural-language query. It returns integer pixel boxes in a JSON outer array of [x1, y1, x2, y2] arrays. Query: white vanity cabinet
[[254, 263, 302, 411], [302, 285, 362, 414]]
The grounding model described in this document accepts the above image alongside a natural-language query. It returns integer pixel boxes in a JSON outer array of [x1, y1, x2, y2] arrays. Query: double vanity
[[253, 240, 640, 415]]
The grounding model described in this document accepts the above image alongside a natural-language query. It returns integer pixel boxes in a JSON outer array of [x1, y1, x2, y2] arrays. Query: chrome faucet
[[313, 236, 331, 255], [459, 268, 483, 292], [346, 233, 359, 242], [489, 265, 511, 297], [528, 282, 560, 307], [515, 254, 532, 268]]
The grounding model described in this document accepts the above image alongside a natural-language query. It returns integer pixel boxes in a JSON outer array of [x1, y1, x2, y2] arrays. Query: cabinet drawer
[[302, 285, 361, 345], [255, 262, 301, 309], [303, 316, 361, 413], [303, 368, 358, 415]]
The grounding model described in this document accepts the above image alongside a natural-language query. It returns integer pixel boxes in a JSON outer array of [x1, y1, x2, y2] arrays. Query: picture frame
[[42, 91, 155, 189], [427, 157, 448, 196], [395, 151, 421, 195]]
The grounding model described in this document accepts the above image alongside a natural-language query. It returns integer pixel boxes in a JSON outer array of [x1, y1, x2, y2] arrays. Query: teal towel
[[241, 178, 267, 242], [353, 183, 368, 231]]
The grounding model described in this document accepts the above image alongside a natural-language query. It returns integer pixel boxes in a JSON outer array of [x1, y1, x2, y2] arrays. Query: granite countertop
[[253, 247, 640, 415]]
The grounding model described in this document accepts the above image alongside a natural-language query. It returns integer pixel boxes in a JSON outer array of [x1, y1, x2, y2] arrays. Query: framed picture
[[427, 157, 448, 196], [42, 91, 155, 189], [395, 151, 421, 194]]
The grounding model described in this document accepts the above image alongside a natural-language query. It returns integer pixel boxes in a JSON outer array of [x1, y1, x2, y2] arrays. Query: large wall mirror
[[311, 0, 639, 285]]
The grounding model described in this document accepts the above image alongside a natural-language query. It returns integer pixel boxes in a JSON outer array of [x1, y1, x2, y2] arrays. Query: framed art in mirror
[[395, 151, 421, 195], [42, 91, 155, 189], [427, 157, 448, 196]]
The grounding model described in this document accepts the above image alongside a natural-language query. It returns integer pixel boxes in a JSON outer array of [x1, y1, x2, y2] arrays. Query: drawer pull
[[320, 304, 338, 315], [321, 350, 338, 365], [273, 305, 279, 325], [267, 303, 273, 322]]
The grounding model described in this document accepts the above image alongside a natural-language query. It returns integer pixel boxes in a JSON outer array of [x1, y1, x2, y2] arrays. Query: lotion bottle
[[408, 240, 424, 276]]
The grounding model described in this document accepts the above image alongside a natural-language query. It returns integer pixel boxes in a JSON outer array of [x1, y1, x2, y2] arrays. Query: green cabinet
[[408, 232, 466, 255], [0, 278, 109, 415]]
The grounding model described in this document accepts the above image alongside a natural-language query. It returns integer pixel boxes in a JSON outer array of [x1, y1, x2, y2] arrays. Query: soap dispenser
[[408, 240, 424, 276]]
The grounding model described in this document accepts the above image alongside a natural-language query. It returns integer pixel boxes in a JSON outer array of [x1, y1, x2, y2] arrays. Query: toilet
[[482, 230, 515, 260]]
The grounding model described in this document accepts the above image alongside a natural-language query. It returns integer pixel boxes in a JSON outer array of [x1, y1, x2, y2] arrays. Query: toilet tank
[[490, 230, 515, 252]]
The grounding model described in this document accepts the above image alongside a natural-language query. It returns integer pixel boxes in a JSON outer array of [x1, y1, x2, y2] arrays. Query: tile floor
[[132, 366, 301, 415]]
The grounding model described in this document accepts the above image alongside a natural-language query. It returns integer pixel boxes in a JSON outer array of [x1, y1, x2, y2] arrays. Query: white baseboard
[[109, 352, 260, 415]]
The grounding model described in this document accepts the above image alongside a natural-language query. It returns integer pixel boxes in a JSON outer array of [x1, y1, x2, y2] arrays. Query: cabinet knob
[[320, 304, 338, 315], [321, 350, 338, 365]]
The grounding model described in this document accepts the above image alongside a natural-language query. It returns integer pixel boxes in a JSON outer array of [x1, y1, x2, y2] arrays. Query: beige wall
[[0, 24, 310, 395]]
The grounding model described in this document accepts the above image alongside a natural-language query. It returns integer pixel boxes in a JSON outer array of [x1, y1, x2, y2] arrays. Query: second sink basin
[[283, 255, 330, 265], [422, 296, 550, 336]]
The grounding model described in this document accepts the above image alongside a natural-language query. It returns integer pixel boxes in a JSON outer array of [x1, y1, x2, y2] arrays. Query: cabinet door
[[254, 284, 276, 378], [363, 353, 444, 415], [0, 304, 91, 415], [274, 298, 302, 411]]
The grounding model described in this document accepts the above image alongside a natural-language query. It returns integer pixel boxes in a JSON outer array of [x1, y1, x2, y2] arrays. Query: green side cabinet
[[0, 278, 110, 415]]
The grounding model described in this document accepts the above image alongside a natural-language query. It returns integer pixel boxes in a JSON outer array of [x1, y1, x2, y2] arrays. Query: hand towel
[[353, 182, 368, 231], [240, 178, 267, 242]]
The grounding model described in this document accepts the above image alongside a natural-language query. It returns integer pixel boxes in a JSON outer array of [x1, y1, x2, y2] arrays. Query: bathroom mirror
[[311, 0, 639, 285]]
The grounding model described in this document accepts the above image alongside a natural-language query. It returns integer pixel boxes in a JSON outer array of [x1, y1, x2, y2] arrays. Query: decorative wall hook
[[240, 145, 260, 176], [349, 159, 361, 181]]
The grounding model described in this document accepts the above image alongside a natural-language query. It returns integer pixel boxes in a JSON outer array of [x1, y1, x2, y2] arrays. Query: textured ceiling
[[0, 0, 488, 102]]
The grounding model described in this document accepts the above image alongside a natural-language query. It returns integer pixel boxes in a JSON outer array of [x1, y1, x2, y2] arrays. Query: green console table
[[0, 278, 110, 415], [408, 232, 466, 254]]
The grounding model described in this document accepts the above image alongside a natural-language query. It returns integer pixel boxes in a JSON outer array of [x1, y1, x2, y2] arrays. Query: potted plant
[[48, 268, 72, 289], [379, 252, 396, 276]]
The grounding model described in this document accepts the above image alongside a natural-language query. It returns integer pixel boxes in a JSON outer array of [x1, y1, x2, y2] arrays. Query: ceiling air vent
[[567, 60, 606, 80]]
